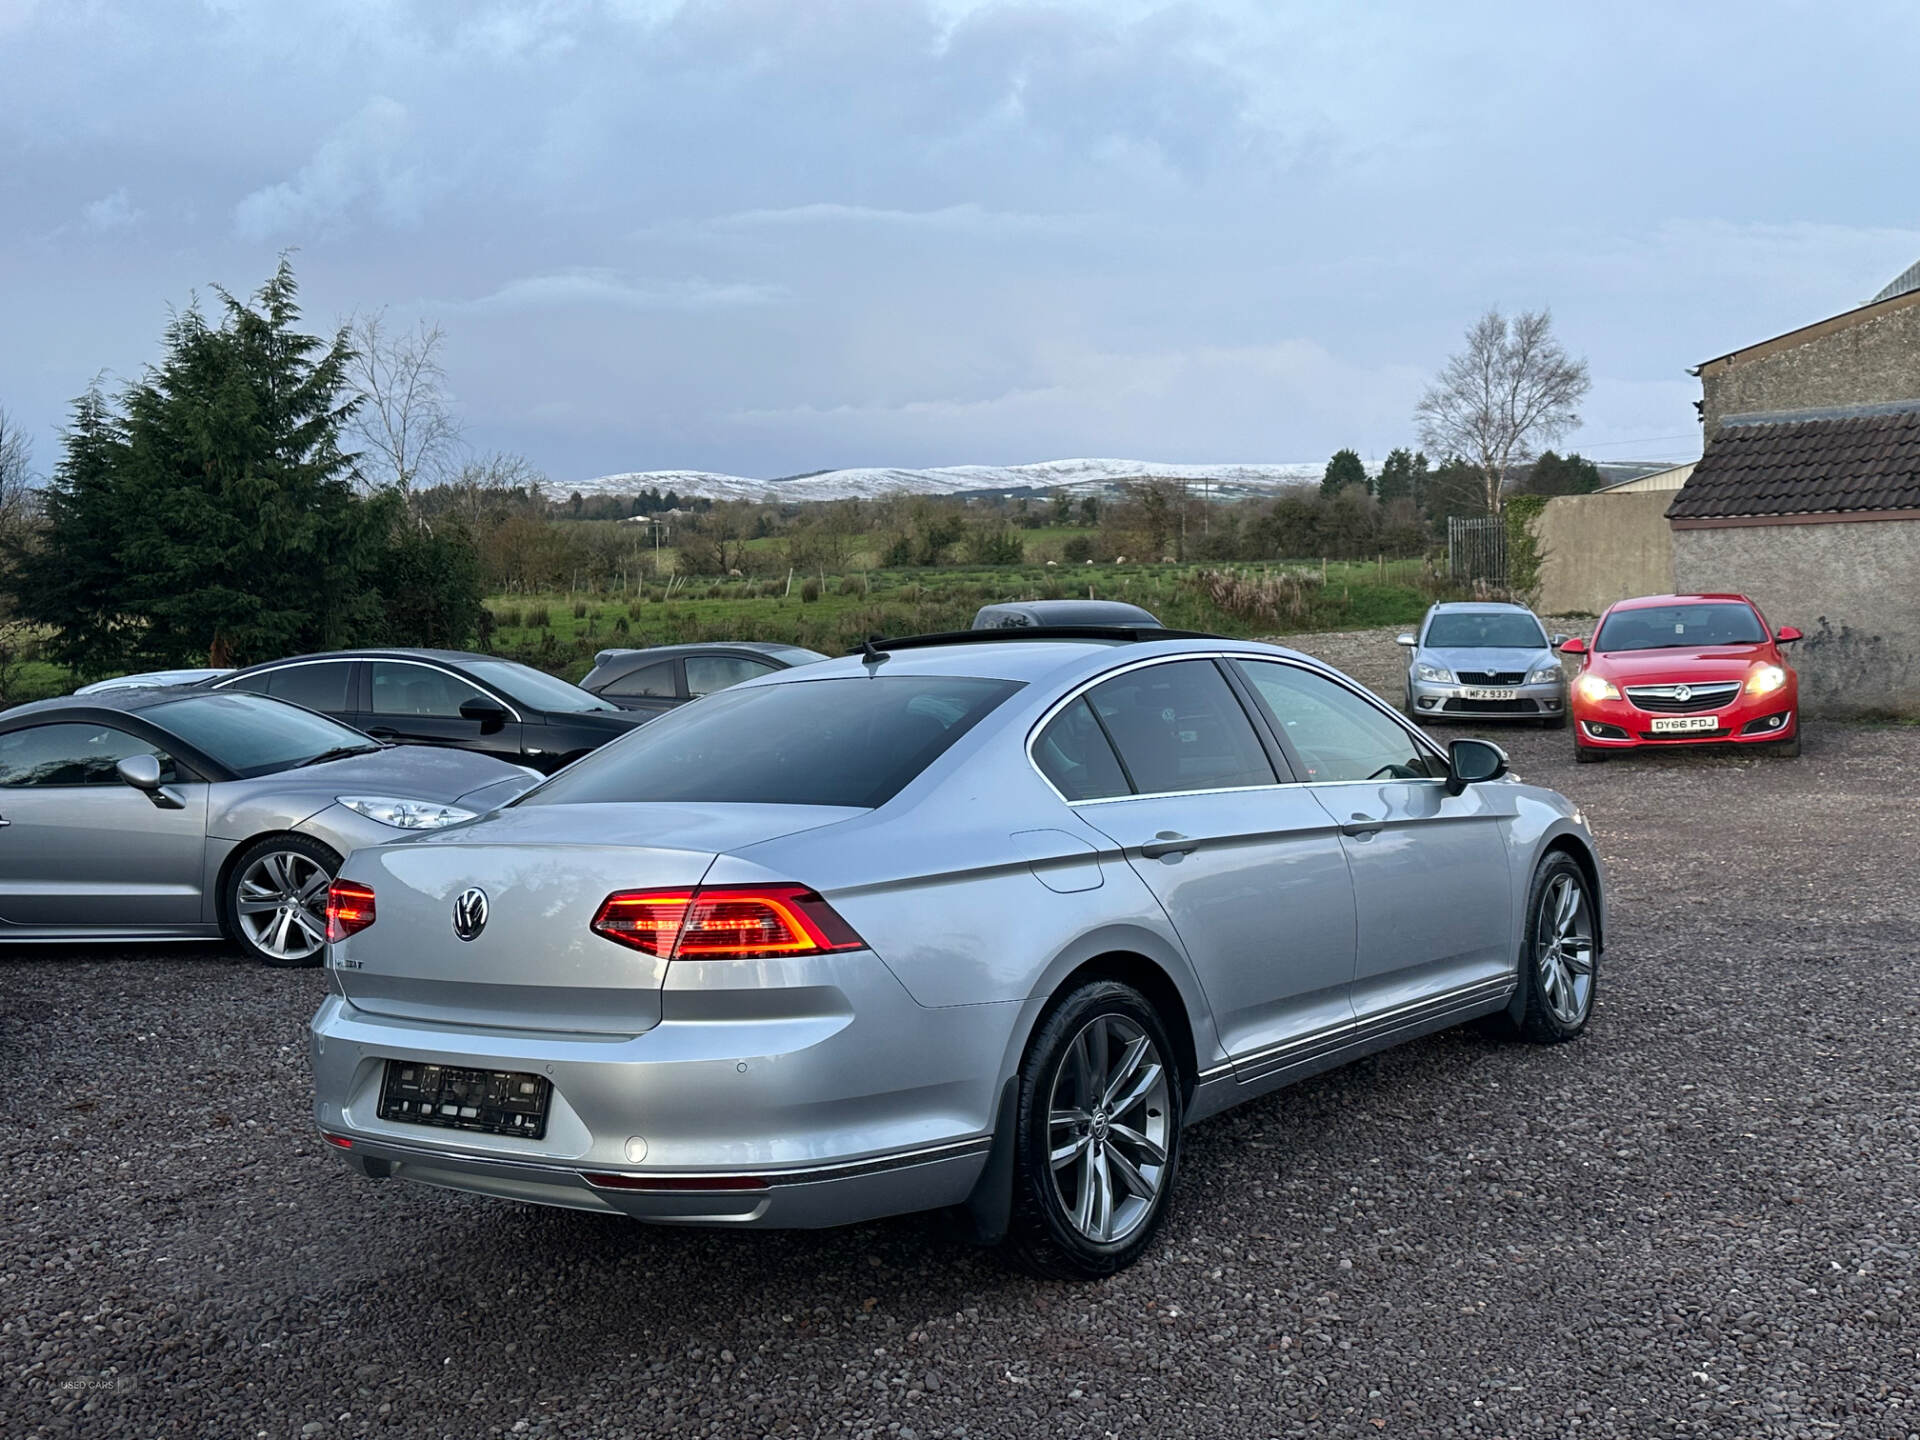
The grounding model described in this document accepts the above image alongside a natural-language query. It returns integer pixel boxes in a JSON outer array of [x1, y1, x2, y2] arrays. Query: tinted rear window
[[523, 675, 1021, 809]]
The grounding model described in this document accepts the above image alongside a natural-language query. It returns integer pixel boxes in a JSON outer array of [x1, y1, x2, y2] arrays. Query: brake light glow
[[591, 885, 864, 960], [324, 880, 377, 943]]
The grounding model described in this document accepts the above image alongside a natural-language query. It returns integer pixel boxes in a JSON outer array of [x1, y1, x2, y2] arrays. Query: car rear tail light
[[324, 880, 377, 943], [591, 885, 864, 960]]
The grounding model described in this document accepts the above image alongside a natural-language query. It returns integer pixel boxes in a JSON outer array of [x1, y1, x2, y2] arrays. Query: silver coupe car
[[0, 689, 538, 966], [1398, 601, 1569, 726], [312, 629, 1605, 1277]]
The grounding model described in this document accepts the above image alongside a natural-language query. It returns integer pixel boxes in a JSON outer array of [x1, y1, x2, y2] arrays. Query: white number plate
[[1461, 687, 1518, 701], [1650, 715, 1718, 734]]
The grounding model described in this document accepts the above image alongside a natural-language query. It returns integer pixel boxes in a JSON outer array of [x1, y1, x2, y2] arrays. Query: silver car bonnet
[[331, 802, 863, 1035], [208, 744, 536, 841], [1420, 645, 1554, 676]]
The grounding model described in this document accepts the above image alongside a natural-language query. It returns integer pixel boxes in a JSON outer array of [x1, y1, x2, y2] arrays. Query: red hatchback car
[[1564, 593, 1802, 762]]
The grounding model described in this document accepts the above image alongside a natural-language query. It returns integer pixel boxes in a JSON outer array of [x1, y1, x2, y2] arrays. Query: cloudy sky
[[3, 0, 1916, 485]]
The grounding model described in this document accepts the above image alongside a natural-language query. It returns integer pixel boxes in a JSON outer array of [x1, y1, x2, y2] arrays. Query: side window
[[1236, 661, 1435, 783], [685, 655, 776, 697], [1033, 698, 1131, 801], [222, 672, 274, 696], [266, 661, 353, 714], [0, 723, 178, 787], [604, 661, 679, 699], [1084, 660, 1275, 796], [369, 662, 487, 718]]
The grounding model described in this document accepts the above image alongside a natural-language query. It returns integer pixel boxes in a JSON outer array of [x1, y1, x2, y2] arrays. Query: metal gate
[[1448, 515, 1507, 585]]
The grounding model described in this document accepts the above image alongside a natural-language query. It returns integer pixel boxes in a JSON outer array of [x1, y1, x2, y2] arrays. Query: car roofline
[[852, 625, 1217, 655]]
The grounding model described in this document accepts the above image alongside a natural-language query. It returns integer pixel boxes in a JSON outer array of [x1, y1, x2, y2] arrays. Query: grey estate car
[[0, 690, 538, 966], [1398, 601, 1569, 726], [312, 629, 1605, 1277]]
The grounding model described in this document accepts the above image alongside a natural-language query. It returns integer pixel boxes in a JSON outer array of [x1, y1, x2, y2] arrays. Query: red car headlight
[[1746, 665, 1788, 696], [1575, 674, 1620, 703]]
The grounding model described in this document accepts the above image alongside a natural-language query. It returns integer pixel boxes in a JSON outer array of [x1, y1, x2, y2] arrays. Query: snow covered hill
[[571, 456, 1678, 505], [574, 457, 1357, 504]]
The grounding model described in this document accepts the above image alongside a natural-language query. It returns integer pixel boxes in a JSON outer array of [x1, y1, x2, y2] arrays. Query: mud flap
[[960, 1077, 1019, 1245]]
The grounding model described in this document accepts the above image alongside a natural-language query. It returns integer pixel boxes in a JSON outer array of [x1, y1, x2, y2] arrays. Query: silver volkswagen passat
[[312, 630, 1606, 1277], [1398, 601, 1569, 726], [0, 689, 537, 966]]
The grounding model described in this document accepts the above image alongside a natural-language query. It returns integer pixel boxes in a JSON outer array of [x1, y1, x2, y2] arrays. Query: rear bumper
[[323, 1127, 991, 1227], [308, 953, 1018, 1228]]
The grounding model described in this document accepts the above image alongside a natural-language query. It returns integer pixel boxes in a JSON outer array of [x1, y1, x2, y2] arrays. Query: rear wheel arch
[[1030, 951, 1200, 1101]]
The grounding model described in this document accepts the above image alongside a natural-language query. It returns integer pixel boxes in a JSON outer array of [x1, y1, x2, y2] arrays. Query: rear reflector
[[324, 880, 376, 943], [591, 884, 863, 960], [322, 1133, 354, 1149], [582, 1171, 770, 1192]]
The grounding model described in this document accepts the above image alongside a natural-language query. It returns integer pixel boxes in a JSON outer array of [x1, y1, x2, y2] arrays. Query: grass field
[[485, 558, 1455, 681], [3, 558, 1461, 701]]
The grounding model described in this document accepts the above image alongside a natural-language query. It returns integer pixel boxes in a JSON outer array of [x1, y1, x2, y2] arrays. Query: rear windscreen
[[521, 675, 1022, 809]]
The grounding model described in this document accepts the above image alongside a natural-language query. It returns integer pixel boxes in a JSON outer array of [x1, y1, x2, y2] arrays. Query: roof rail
[[845, 625, 1222, 656]]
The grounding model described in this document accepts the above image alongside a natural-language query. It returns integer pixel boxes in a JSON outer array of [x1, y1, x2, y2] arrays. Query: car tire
[[222, 834, 341, 968], [1005, 980, 1183, 1280], [1574, 741, 1606, 763], [1543, 711, 1568, 730], [1507, 852, 1599, 1044], [1771, 733, 1802, 758]]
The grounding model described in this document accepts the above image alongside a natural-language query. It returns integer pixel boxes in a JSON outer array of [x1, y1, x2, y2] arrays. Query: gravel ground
[[6, 623, 1920, 1439]]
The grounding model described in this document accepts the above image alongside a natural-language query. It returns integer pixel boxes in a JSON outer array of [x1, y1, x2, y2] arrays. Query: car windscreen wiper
[[295, 743, 385, 768]]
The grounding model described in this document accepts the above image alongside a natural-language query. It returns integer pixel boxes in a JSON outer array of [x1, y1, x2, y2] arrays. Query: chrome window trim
[[217, 657, 526, 723], [1025, 649, 1446, 806], [366, 659, 526, 723]]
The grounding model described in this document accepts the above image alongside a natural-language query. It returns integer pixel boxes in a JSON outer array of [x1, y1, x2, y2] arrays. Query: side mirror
[[117, 753, 163, 791], [1395, 633, 1417, 648], [1550, 633, 1569, 649], [1558, 637, 1588, 656], [117, 753, 186, 809], [459, 697, 510, 733], [1445, 738, 1509, 796], [1776, 626, 1802, 644]]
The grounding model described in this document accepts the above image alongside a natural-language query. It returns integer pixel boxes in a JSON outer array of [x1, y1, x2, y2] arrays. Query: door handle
[[1340, 815, 1385, 838], [0, 814, 9, 828], [1140, 831, 1198, 859]]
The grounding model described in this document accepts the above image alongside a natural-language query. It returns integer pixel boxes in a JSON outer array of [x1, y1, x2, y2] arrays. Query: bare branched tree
[[346, 312, 462, 492], [0, 405, 39, 547], [442, 451, 545, 528], [1416, 308, 1590, 515]]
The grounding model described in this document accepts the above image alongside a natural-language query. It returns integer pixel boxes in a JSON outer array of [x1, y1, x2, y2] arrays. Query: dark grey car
[[579, 642, 827, 718], [0, 690, 537, 965]]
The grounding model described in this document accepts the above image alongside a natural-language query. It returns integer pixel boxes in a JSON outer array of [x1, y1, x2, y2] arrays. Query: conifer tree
[[1320, 448, 1368, 498]]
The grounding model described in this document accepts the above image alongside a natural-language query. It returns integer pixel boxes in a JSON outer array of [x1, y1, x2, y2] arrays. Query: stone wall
[[1530, 491, 1675, 617], [1672, 519, 1920, 717], [1698, 294, 1920, 434]]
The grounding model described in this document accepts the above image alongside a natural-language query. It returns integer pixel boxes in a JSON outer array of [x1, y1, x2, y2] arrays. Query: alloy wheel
[[1536, 872, 1595, 1025], [234, 850, 331, 963], [1046, 1013, 1172, 1245]]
